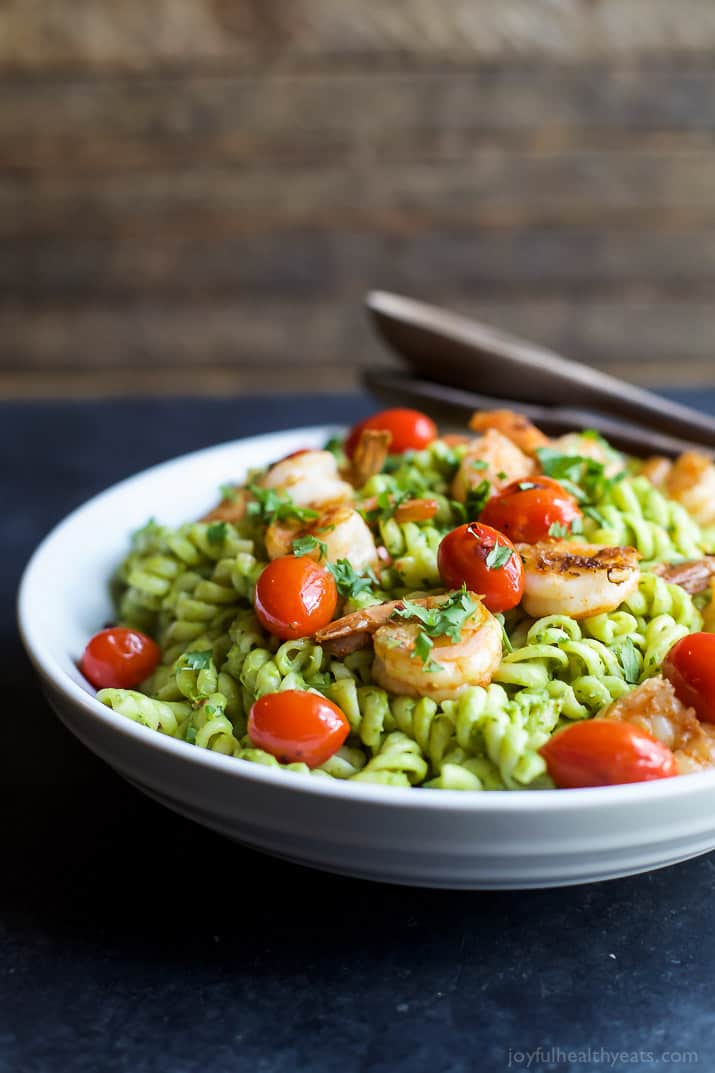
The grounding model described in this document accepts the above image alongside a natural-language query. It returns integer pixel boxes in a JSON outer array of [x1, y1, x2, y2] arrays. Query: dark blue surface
[[4, 391, 715, 1073]]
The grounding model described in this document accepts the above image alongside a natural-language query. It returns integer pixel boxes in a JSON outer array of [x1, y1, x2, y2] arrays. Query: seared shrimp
[[602, 676, 715, 774], [349, 429, 391, 487], [315, 597, 414, 657], [451, 429, 534, 503], [651, 451, 715, 528], [468, 409, 549, 457], [265, 502, 378, 573], [261, 449, 353, 508], [652, 556, 715, 595], [547, 432, 624, 478], [372, 594, 502, 702], [517, 540, 640, 619], [201, 487, 250, 524]]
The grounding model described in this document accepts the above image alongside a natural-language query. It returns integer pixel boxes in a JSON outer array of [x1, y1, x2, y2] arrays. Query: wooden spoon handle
[[362, 368, 714, 459], [367, 291, 715, 448]]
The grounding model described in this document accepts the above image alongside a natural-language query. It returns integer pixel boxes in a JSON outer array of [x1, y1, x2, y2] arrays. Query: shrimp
[[315, 590, 504, 700], [261, 449, 354, 508], [451, 429, 534, 503], [200, 487, 250, 524], [701, 578, 715, 633], [315, 597, 411, 657], [602, 676, 715, 774], [660, 451, 715, 528], [265, 502, 378, 573], [349, 429, 391, 488], [517, 540, 641, 619], [652, 556, 715, 595], [468, 409, 549, 457], [547, 432, 624, 478], [372, 593, 503, 702]]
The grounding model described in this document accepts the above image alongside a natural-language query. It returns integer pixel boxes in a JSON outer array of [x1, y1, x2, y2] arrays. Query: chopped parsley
[[392, 586, 479, 672], [470, 459, 488, 470], [327, 559, 379, 599], [485, 540, 514, 570], [583, 505, 608, 528], [496, 471, 507, 481], [465, 479, 491, 518], [495, 612, 513, 654], [615, 637, 641, 684], [180, 650, 213, 671], [207, 521, 229, 545], [247, 484, 319, 527], [518, 481, 539, 492], [218, 483, 238, 503], [535, 447, 623, 503], [548, 521, 570, 539], [292, 534, 328, 560], [361, 489, 411, 524], [324, 435, 344, 459]]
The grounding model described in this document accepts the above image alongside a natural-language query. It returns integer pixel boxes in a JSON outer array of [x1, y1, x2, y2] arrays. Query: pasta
[[89, 411, 715, 792]]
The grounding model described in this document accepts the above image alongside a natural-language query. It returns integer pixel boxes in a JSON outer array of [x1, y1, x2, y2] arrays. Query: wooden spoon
[[366, 290, 715, 449], [362, 368, 713, 459]]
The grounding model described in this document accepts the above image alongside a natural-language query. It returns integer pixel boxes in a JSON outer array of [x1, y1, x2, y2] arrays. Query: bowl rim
[[17, 422, 715, 813]]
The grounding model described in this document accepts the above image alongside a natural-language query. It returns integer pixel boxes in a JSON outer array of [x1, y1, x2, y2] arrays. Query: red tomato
[[254, 555, 338, 640], [541, 719, 678, 788], [80, 627, 161, 689], [345, 408, 438, 458], [437, 522, 524, 613], [479, 476, 582, 544], [248, 690, 350, 767], [663, 633, 715, 723]]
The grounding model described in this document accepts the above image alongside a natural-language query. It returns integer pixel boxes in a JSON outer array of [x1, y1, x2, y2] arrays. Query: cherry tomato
[[248, 690, 350, 767], [345, 408, 438, 458], [541, 719, 678, 788], [80, 627, 161, 689], [479, 476, 582, 544], [663, 633, 715, 723], [437, 522, 524, 613], [254, 555, 338, 640]]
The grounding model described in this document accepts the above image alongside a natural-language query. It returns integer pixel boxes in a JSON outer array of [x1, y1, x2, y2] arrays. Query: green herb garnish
[[485, 541, 514, 570], [327, 559, 379, 599], [247, 484, 319, 527], [219, 483, 238, 503], [471, 459, 488, 470], [548, 521, 570, 539], [465, 480, 491, 518], [361, 489, 411, 524], [207, 521, 228, 545], [180, 651, 213, 671], [616, 637, 641, 684], [583, 505, 608, 528], [392, 586, 479, 672], [292, 534, 328, 560]]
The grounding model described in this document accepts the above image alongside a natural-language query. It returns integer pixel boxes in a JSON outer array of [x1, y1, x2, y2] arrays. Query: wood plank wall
[[2, 0, 715, 397]]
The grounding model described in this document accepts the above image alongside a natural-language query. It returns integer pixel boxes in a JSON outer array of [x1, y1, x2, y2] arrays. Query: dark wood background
[[3, 0, 715, 397]]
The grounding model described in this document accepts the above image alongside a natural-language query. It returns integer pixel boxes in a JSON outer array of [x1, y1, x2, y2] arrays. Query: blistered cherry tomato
[[248, 690, 350, 767], [437, 522, 524, 613], [80, 627, 161, 689], [254, 555, 338, 640], [479, 476, 582, 544], [663, 633, 715, 723], [541, 719, 678, 788], [345, 408, 437, 458]]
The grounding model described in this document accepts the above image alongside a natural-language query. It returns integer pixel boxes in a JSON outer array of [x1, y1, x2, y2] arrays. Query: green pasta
[[92, 418, 715, 791]]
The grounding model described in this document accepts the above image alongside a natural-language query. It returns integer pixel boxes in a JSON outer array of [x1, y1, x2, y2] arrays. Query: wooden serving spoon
[[362, 368, 713, 459], [366, 290, 715, 449]]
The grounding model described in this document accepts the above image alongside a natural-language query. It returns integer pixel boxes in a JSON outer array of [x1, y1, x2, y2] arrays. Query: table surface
[[5, 392, 715, 1073]]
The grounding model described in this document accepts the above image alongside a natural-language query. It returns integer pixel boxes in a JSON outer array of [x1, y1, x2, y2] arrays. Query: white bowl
[[18, 424, 715, 889]]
